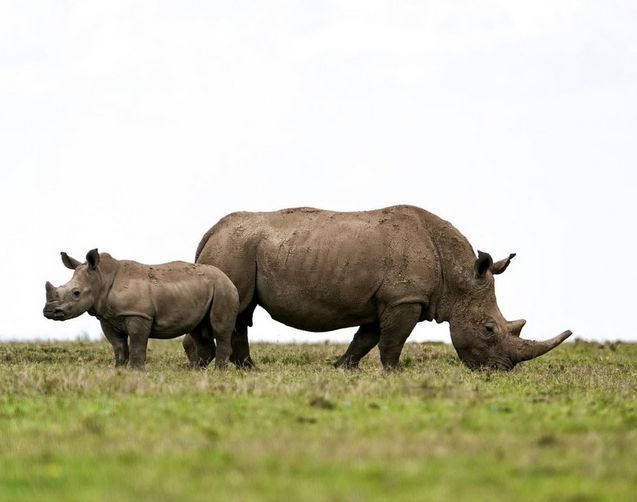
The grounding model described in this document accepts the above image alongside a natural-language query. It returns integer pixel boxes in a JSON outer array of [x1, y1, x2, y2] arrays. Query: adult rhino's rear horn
[[510, 330, 573, 363], [508, 319, 526, 338]]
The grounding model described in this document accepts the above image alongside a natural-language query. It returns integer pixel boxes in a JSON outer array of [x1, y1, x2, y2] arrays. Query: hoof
[[231, 356, 257, 370], [334, 356, 360, 370]]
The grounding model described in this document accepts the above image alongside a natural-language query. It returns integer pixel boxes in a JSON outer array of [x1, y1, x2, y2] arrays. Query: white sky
[[1, 1, 636, 344]]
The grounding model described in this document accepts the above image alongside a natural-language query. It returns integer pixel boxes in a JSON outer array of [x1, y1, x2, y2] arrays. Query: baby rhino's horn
[[45, 281, 59, 302]]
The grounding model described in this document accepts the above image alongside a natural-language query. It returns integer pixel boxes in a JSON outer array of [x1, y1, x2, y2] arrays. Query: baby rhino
[[43, 249, 239, 370]]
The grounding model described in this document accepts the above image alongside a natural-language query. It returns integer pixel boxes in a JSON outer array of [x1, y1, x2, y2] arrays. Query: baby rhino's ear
[[61, 252, 81, 270], [86, 249, 100, 271]]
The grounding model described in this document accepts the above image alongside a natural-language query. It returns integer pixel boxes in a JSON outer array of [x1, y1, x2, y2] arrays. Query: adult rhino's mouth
[[456, 350, 515, 372], [485, 356, 515, 371]]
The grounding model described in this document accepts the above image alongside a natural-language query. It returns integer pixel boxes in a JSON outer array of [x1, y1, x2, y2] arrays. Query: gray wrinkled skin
[[185, 205, 571, 371], [44, 249, 239, 370]]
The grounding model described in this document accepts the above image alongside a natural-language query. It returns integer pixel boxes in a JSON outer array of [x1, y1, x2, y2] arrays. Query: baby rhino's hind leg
[[182, 334, 200, 368], [209, 285, 239, 370]]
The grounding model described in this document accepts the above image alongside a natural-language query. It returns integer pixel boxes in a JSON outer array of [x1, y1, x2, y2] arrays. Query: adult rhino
[[184, 205, 571, 371], [44, 249, 239, 370]]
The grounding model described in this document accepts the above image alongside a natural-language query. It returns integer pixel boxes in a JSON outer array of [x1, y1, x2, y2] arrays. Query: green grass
[[0, 339, 636, 501]]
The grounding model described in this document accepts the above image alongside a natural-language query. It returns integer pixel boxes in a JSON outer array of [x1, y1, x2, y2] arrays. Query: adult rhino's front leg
[[334, 321, 380, 369], [377, 303, 421, 370]]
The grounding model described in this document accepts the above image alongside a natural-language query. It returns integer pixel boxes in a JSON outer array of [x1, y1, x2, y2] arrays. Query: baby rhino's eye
[[72, 289, 81, 298]]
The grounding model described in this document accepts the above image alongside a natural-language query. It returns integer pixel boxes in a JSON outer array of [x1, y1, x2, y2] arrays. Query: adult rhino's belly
[[259, 289, 378, 332], [254, 260, 381, 332]]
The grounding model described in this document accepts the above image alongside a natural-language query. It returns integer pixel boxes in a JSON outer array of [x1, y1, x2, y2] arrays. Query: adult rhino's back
[[196, 205, 447, 264]]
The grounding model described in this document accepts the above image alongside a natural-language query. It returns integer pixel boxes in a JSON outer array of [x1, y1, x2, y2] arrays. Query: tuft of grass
[[0, 338, 636, 501]]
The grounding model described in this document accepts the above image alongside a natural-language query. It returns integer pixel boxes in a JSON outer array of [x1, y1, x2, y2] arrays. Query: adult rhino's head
[[448, 251, 572, 371], [43, 249, 102, 321]]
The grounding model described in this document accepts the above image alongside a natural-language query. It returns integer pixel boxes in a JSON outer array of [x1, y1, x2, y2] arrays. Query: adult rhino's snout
[[453, 320, 572, 371]]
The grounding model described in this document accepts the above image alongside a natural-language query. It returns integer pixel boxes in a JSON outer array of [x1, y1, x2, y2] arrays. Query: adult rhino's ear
[[491, 253, 516, 275], [86, 249, 100, 271], [474, 250, 493, 279], [61, 252, 81, 270]]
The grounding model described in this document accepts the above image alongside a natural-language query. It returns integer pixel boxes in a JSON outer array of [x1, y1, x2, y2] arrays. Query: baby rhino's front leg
[[126, 317, 152, 370], [102, 322, 129, 367]]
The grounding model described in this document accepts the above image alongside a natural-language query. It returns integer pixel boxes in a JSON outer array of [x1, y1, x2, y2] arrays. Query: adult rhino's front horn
[[508, 329, 573, 365]]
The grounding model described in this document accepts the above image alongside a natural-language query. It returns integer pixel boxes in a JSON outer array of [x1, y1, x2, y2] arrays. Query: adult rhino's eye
[[72, 289, 81, 298], [483, 324, 496, 337]]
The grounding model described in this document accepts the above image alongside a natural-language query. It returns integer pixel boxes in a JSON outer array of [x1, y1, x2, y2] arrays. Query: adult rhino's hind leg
[[189, 324, 216, 369], [334, 321, 380, 369], [230, 306, 257, 369], [230, 323, 255, 369], [378, 303, 421, 370], [185, 321, 255, 369]]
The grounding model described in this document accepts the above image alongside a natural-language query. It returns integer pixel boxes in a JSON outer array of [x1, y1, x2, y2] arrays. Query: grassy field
[[0, 338, 636, 502]]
